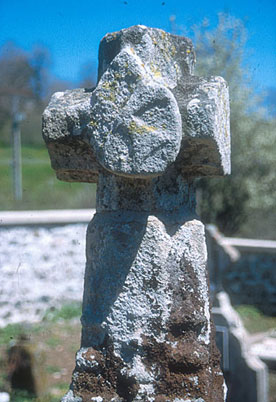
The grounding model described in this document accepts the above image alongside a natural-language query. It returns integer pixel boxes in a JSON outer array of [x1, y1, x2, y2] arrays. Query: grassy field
[[0, 146, 96, 210], [0, 303, 82, 402], [235, 305, 276, 334], [0, 303, 275, 401]]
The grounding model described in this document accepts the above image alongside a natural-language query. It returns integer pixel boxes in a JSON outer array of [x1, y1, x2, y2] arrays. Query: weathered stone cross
[[43, 25, 230, 402]]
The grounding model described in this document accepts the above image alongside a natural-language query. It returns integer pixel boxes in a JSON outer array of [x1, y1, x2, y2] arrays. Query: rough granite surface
[[42, 25, 230, 401], [43, 25, 230, 181], [58, 174, 224, 402]]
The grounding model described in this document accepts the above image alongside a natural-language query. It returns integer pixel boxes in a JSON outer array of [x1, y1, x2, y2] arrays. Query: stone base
[[65, 213, 224, 401]]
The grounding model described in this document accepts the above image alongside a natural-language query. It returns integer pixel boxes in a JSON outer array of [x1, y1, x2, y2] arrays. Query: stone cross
[[42, 25, 230, 402]]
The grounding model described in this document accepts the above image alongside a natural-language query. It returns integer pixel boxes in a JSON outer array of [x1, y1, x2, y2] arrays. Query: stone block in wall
[[212, 292, 268, 402]]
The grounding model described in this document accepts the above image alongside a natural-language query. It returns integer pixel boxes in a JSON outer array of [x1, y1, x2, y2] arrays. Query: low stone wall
[[0, 210, 95, 326], [1, 213, 275, 327], [212, 291, 268, 402], [207, 225, 276, 315]]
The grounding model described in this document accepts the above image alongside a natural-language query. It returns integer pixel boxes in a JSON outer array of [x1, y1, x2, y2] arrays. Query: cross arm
[[173, 75, 231, 176], [42, 88, 100, 182], [42, 26, 231, 183]]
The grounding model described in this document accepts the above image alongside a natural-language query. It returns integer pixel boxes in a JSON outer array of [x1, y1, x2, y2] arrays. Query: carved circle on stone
[[87, 47, 182, 178]]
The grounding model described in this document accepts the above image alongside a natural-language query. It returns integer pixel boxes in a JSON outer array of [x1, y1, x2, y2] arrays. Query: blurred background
[[0, 2, 276, 401], [0, 0, 275, 239]]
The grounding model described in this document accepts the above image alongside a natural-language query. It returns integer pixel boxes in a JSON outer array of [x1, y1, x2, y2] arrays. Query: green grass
[[0, 302, 276, 400], [45, 366, 61, 374], [42, 302, 82, 322], [11, 390, 60, 402], [0, 302, 81, 401], [235, 305, 276, 334], [0, 323, 28, 346], [45, 337, 60, 348], [0, 146, 96, 210]]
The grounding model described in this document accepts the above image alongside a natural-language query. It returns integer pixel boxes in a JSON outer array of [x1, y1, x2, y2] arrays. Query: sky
[[0, 0, 275, 94]]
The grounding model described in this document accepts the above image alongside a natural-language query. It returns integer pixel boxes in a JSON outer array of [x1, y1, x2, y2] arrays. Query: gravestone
[[42, 25, 230, 402]]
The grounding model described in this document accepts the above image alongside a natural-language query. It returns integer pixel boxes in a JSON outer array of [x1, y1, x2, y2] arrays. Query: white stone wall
[[0, 224, 87, 327], [2, 222, 275, 328], [224, 252, 276, 314], [206, 225, 276, 315]]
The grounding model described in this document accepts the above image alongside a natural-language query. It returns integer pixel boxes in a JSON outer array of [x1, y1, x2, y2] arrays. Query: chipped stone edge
[[61, 390, 82, 402]]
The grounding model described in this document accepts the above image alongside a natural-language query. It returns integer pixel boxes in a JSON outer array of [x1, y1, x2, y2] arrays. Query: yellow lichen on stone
[[128, 120, 157, 134], [89, 118, 98, 128], [144, 125, 157, 132], [100, 80, 119, 103], [150, 63, 162, 79], [114, 72, 121, 80], [171, 45, 176, 56], [101, 81, 117, 90], [104, 92, 116, 102], [159, 42, 172, 63], [154, 71, 162, 78]]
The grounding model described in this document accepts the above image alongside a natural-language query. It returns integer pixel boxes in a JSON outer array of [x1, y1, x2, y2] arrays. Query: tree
[[30, 45, 51, 102], [182, 14, 276, 238], [0, 42, 73, 146], [0, 43, 33, 130]]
